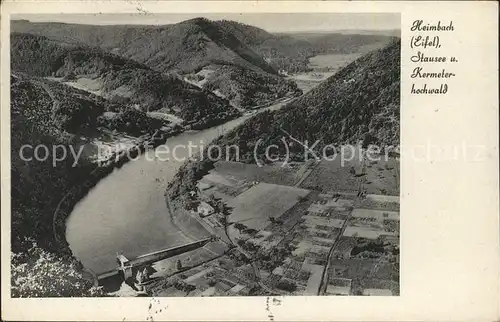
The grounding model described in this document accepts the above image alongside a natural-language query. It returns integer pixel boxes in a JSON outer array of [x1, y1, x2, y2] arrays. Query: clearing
[[227, 182, 310, 230]]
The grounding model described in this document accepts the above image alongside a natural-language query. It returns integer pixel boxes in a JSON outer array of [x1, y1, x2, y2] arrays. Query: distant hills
[[11, 18, 303, 108], [282, 29, 400, 37], [11, 18, 396, 108]]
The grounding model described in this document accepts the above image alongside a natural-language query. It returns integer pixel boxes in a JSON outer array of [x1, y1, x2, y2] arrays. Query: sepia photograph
[[2, 1, 500, 321], [8, 12, 401, 298]]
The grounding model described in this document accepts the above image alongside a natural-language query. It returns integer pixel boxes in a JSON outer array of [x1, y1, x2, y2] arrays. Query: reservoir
[[65, 102, 288, 275], [65, 51, 362, 275]]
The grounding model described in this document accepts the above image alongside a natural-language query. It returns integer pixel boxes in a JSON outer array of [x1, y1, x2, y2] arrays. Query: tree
[[233, 223, 247, 233], [11, 242, 104, 297], [243, 228, 258, 236], [276, 280, 297, 292]]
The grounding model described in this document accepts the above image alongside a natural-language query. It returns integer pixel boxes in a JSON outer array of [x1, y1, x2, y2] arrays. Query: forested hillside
[[222, 39, 400, 157], [10, 72, 181, 296], [12, 18, 275, 74], [200, 64, 301, 108], [168, 40, 400, 200], [10, 74, 107, 296], [216, 20, 315, 73], [12, 19, 302, 109], [217, 20, 396, 73]]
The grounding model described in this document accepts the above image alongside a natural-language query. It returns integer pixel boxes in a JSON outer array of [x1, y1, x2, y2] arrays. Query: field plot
[[355, 198, 400, 211], [303, 214, 345, 229], [198, 170, 251, 199], [343, 226, 397, 239], [329, 259, 397, 283], [169, 156, 399, 296], [226, 183, 310, 230], [308, 53, 363, 71], [363, 157, 399, 196], [326, 277, 352, 295], [352, 208, 399, 221], [214, 161, 302, 186], [201, 171, 241, 187], [304, 264, 324, 295], [300, 158, 362, 193]]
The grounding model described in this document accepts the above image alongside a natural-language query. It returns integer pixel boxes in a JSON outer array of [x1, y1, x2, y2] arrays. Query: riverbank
[[62, 95, 296, 280], [48, 127, 185, 290], [54, 108, 245, 247]]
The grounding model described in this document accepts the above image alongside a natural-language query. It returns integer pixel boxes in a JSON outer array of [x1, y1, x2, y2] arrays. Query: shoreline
[[51, 115, 234, 267], [50, 97, 291, 282], [54, 93, 299, 289]]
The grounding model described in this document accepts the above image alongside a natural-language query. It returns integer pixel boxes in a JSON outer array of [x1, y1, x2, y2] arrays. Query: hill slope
[[216, 20, 397, 73], [167, 40, 400, 200], [11, 33, 240, 127], [215, 20, 315, 73], [237, 39, 399, 147], [12, 20, 302, 108], [12, 18, 275, 74]]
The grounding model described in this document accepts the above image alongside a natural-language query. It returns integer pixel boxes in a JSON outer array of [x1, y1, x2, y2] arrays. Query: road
[[316, 151, 367, 295]]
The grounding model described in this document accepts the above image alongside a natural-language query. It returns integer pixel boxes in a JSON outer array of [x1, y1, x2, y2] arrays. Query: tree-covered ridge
[[11, 33, 240, 124], [11, 74, 96, 252], [11, 19, 277, 75], [202, 64, 302, 108], [216, 20, 397, 73], [279, 39, 400, 146], [215, 20, 316, 73], [235, 39, 399, 152]]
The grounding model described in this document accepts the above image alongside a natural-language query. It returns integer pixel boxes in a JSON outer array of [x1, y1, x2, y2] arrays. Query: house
[[197, 201, 215, 217]]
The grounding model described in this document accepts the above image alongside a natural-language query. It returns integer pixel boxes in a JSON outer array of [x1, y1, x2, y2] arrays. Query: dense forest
[[202, 64, 302, 108], [11, 18, 277, 74], [12, 18, 396, 79], [10, 75, 105, 296]]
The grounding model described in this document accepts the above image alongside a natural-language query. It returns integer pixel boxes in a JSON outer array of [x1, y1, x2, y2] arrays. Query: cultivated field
[[300, 158, 362, 193], [153, 154, 399, 296], [308, 53, 363, 71], [363, 157, 399, 196], [227, 183, 310, 230], [214, 161, 304, 186], [351, 208, 399, 221]]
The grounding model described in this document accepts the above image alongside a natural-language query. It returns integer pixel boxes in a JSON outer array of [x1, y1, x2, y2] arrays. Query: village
[[135, 152, 401, 296]]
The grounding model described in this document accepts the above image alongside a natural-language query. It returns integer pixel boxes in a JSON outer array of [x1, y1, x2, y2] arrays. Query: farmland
[[226, 183, 310, 230], [289, 52, 365, 93], [148, 157, 399, 297], [308, 53, 363, 72]]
